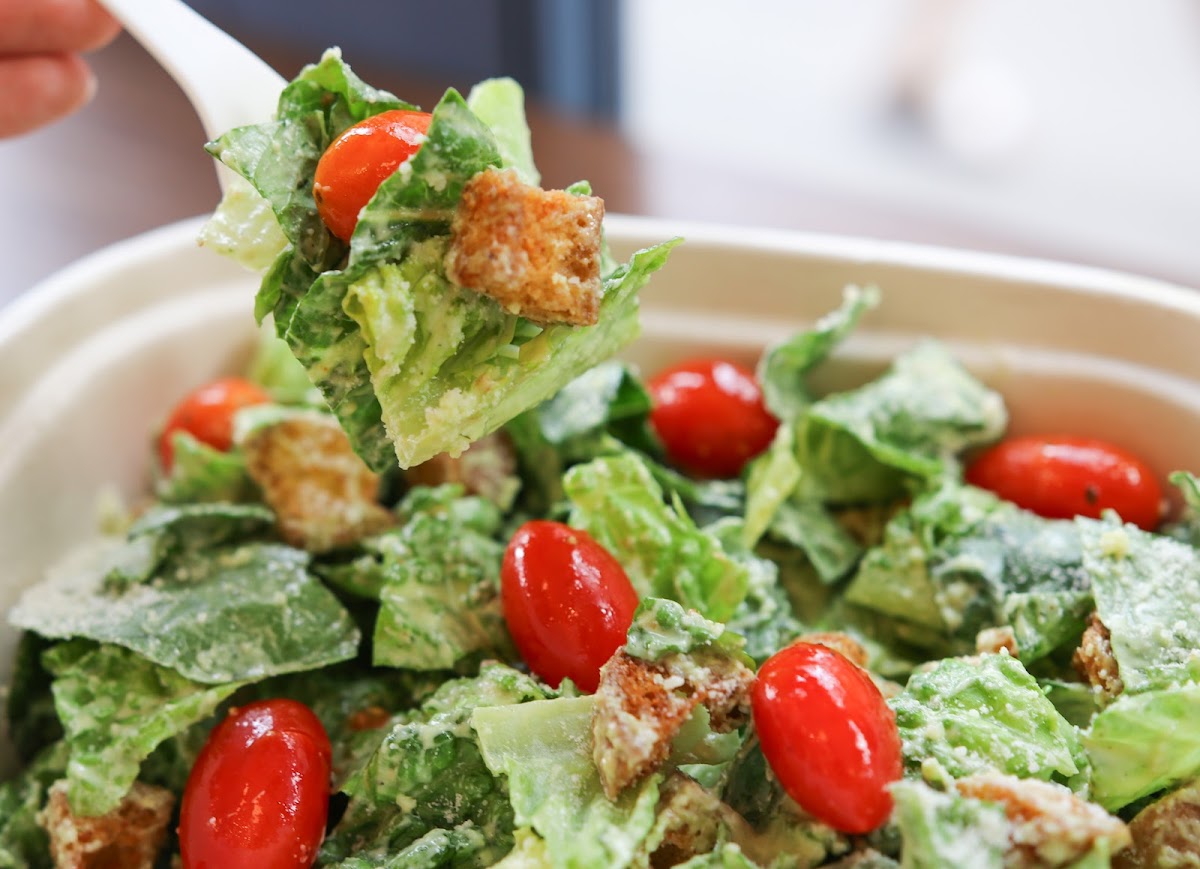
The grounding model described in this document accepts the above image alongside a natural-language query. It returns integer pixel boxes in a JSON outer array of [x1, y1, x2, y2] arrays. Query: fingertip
[[0, 53, 97, 138]]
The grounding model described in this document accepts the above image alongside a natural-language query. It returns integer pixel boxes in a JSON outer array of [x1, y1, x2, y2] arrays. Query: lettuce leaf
[[155, 432, 257, 505], [845, 482, 1089, 658], [1084, 682, 1200, 811], [890, 654, 1085, 783], [44, 640, 244, 817], [323, 664, 547, 865], [10, 541, 359, 684], [472, 695, 663, 869], [369, 485, 514, 670], [0, 742, 66, 867], [797, 341, 1007, 504], [564, 454, 749, 621], [890, 780, 1008, 868], [756, 284, 879, 422], [1078, 516, 1200, 694]]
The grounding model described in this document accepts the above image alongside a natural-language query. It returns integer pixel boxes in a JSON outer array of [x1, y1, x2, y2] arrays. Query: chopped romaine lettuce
[[1078, 516, 1200, 693], [472, 695, 663, 869], [10, 541, 359, 684], [1084, 682, 1200, 811], [890, 654, 1085, 783], [44, 640, 244, 817], [564, 454, 749, 621], [890, 780, 1008, 868]]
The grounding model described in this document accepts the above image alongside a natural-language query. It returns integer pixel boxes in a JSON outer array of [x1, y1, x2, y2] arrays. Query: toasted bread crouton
[[592, 649, 754, 800], [1115, 780, 1200, 868], [403, 432, 520, 508], [38, 780, 174, 869], [957, 771, 1131, 866], [1073, 612, 1123, 702], [799, 632, 870, 669], [647, 773, 736, 866], [977, 626, 1020, 658], [242, 414, 394, 552], [445, 167, 604, 326]]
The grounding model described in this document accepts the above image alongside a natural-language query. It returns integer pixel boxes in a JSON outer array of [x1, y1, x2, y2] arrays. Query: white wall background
[[620, 0, 1200, 286]]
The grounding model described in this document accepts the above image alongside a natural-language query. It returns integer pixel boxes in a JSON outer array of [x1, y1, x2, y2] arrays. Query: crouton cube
[[446, 167, 604, 326]]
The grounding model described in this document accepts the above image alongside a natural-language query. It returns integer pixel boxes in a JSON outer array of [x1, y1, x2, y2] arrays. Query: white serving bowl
[[2, 215, 1199, 770]]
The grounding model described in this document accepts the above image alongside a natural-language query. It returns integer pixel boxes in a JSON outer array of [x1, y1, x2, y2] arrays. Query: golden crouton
[[38, 780, 174, 869], [592, 649, 754, 800], [1073, 612, 1124, 702], [445, 167, 604, 326], [976, 625, 1020, 658], [799, 632, 870, 669], [242, 413, 394, 552], [1115, 780, 1200, 868], [957, 771, 1131, 866]]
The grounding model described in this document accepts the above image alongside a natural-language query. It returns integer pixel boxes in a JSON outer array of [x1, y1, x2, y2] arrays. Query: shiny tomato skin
[[179, 699, 332, 869], [501, 520, 639, 693], [752, 642, 902, 835], [158, 377, 271, 471], [965, 434, 1163, 530], [647, 358, 778, 479], [313, 109, 433, 242]]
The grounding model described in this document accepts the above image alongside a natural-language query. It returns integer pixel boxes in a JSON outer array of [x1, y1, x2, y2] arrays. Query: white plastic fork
[[97, 0, 287, 192]]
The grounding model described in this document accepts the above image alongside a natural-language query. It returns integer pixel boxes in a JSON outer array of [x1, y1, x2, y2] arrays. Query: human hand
[[1, 0, 121, 138]]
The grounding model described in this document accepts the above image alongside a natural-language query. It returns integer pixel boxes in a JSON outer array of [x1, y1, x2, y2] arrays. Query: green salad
[[3, 51, 1199, 869]]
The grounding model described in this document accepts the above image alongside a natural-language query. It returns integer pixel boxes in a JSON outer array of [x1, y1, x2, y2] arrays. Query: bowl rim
[[5, 213, 1199, 360]]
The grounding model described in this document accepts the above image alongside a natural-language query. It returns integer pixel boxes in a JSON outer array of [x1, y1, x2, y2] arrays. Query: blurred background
[[4, 0, 1200, 302]]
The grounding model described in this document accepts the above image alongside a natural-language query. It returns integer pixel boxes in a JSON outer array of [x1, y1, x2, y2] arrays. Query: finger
[[0, 52, 95, 138], [0, 0, 121, 55]]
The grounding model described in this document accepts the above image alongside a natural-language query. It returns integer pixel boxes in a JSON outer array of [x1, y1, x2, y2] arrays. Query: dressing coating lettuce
[[204, 50, 677, 472]]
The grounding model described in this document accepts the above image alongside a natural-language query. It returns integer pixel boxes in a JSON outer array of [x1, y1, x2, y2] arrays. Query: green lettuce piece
[[206, 49, 412, 281], [890, 780, 1008, 869], [247, 321, 321, 406], [564, 454, 749, 621], [472, 695, 662, 869], [112, 502, 276, 586], [0, 742, 66, 868], [343, 234, 678, 469], [757, 284, 880, 422], [1002, 589, 1093, 664], [329, 824, 494, 868], [155, 431, 256, 505], [1084, 682, 1200, 811], [370, 485, 513, 670], [466, 77, 540, 186], [767, 497, 863, 584], [742, 425, 803, 548], [1161, 470, 1200, 546], [1078, 516, 1200, 693], [623, 597, 742, 661], [891, 654, 1085, 783], [197, 174, 289, 271], [44, 641, 244, 817], [845, 482, 1089, 657], [1042, 679, 1102, 730], [798, 341, 1007, 504], [10, 541, 359, 684], [325, 664, 546, 864]]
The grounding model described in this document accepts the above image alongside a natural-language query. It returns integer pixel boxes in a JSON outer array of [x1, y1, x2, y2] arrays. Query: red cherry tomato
[[752, 642, 902, 834], [965, 434, 1163, 530], [313, 109, 433, 242], [501, 520, 639, 693], [647, 358, 778, 479], [179, 699, 331, 869], [158, 377, 272, 471]]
